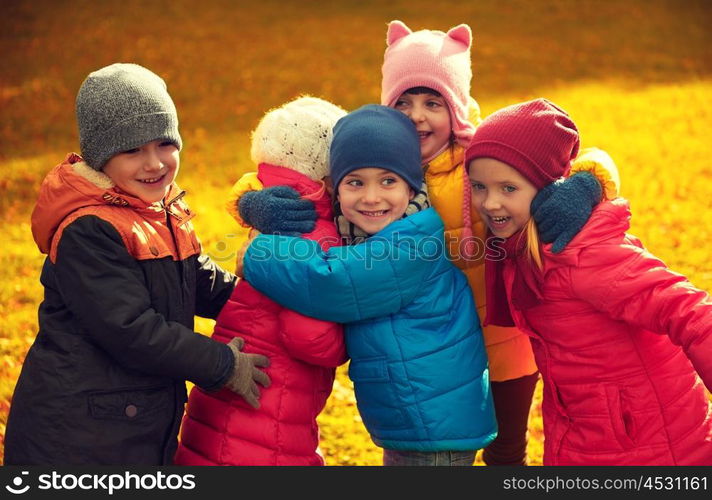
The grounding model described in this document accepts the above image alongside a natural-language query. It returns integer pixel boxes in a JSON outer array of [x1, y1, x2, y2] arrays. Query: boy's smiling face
[[337, 167, 415, 234], [102, 139, 180, 204], [394, 90, 451, 160], [469, 157, 538, 238]]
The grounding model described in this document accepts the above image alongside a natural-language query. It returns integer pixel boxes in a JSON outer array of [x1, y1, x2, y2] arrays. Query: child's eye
[[394, 99, 410, 109], [426, 100, 444, 109], [122, 148, 140, 154], [503, 185, 517, 193], [381, 177, 397, 186], [159, 141, 175, 148], [345, 179, 362, 187], [470, 182, 485, 191]]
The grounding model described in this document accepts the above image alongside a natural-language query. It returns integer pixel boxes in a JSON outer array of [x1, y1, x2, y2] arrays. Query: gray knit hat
[[76, 63, 182, 170]]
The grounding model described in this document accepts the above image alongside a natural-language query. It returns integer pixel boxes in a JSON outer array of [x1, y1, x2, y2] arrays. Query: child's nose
[[482, 193, 502, 211], [362, 185, 382, 203], [144, 147, 164, 171], [409, 105, 425, 123]]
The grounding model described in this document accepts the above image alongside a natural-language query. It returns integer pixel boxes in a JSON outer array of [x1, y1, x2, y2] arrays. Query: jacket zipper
[[164, 191, 187, 222], [163, 194, 192, 320]]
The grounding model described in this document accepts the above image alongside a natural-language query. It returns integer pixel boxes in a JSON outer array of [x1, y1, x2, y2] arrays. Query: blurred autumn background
[[1, 0, 710, 465]]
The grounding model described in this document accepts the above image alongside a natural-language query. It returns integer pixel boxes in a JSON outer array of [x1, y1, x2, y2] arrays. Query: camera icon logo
[[5, 471, 30, 495]]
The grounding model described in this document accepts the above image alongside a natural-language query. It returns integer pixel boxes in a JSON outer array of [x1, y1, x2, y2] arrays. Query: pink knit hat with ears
[[381, 20, 475, 147]]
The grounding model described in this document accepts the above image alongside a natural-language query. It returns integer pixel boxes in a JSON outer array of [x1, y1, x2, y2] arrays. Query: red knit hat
[[465, 98, 580, 189]]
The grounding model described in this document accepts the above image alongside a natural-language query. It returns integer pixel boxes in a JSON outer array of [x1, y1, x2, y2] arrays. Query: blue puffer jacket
[[244, 208, 497, 451]]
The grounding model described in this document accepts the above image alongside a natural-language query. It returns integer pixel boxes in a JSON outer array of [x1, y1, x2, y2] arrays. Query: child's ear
[[387, 20, 412, 46], [409, 188, 416, 200], [323, 176, 334, 197], [447, 24, 472, 48]]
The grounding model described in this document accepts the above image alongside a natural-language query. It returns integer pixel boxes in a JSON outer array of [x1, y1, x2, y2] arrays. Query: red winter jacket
[[504, 199, 712, 465], [174, 164, 346, 465]]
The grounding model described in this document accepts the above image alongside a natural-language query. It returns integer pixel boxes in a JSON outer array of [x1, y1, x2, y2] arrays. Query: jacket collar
[[423, 144, 465, 176], [31, 153, 185, 254], [256, 163, 332, 219]]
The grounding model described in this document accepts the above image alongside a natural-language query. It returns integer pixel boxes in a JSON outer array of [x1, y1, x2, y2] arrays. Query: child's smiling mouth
[[417, 131, 432, 141], [488, 215, 511, 228], [137, 173, 166, 184], [359, 209, 389, 217]]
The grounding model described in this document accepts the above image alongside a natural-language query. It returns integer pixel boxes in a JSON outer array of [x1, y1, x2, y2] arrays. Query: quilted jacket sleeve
[[225, 172, 263, 226], [569, 147, 621, 200], [243, 234, 432, 323], [570, 241, 712, 391], [277, 309, 346, 367], [55, 216, 233, 390], [194, 253, 238, 320]]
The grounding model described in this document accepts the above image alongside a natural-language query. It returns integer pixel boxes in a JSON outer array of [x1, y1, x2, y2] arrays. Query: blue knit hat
[[330, 104, 422, 191]]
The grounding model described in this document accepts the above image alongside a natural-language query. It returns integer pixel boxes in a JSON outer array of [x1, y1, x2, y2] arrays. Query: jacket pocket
[[604, 385, 636, 450], [88, 385, 171, 421], [548, 382, 572, 462], [349, 358, 410, 431]]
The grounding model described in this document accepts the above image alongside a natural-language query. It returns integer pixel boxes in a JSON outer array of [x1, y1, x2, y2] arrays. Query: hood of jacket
[[31, 153, 185, 255], [256, 163, 333, 221]]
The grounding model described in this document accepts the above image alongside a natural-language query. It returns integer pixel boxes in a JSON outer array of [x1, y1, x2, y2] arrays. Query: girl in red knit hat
[[467, 97, 712, 465]]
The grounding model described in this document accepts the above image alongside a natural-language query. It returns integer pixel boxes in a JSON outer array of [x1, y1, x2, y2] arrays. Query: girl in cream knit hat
[[174, 96, 348, 465]]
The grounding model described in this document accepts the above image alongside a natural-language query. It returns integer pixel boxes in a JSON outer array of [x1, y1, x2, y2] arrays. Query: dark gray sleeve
[[194, 253, 237, 320], [54, 215, 233, 390]]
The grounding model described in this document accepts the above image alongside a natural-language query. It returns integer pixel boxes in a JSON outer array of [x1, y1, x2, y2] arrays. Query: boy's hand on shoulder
[[531, 172, 603, 253], [224, 337, 271, 409], [238, 186, 317, 236]]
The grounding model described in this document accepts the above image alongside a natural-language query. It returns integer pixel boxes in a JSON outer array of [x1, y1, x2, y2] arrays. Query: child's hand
[[238, 186, 317, 236], [235, 229, 259, 278], [224, 337, 271, 409], [531, 172, 603, 253]]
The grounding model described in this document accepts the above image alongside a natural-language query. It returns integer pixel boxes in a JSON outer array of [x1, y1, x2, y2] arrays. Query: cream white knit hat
[[250, 96, 347, 180]]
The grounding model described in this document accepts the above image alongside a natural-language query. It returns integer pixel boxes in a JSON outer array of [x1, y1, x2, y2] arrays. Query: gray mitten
[[224, 337, 271, 408]]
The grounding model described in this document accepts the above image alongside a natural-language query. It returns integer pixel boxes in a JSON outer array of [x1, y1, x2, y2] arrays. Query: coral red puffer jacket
[[174, 164, 346, 465], [504, 199, 712, 465]]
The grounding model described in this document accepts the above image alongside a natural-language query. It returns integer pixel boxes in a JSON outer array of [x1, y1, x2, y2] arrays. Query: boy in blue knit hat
[[238, 104, 497, 466]]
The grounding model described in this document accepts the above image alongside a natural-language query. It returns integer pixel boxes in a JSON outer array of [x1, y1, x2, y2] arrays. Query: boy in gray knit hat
[[76, 63, 183, 171], [4, 63, 270, 465]]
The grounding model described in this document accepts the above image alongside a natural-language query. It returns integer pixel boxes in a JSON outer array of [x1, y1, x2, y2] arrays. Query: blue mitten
[[531, 172, 602, 253], [238, 186, 317, 236]]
